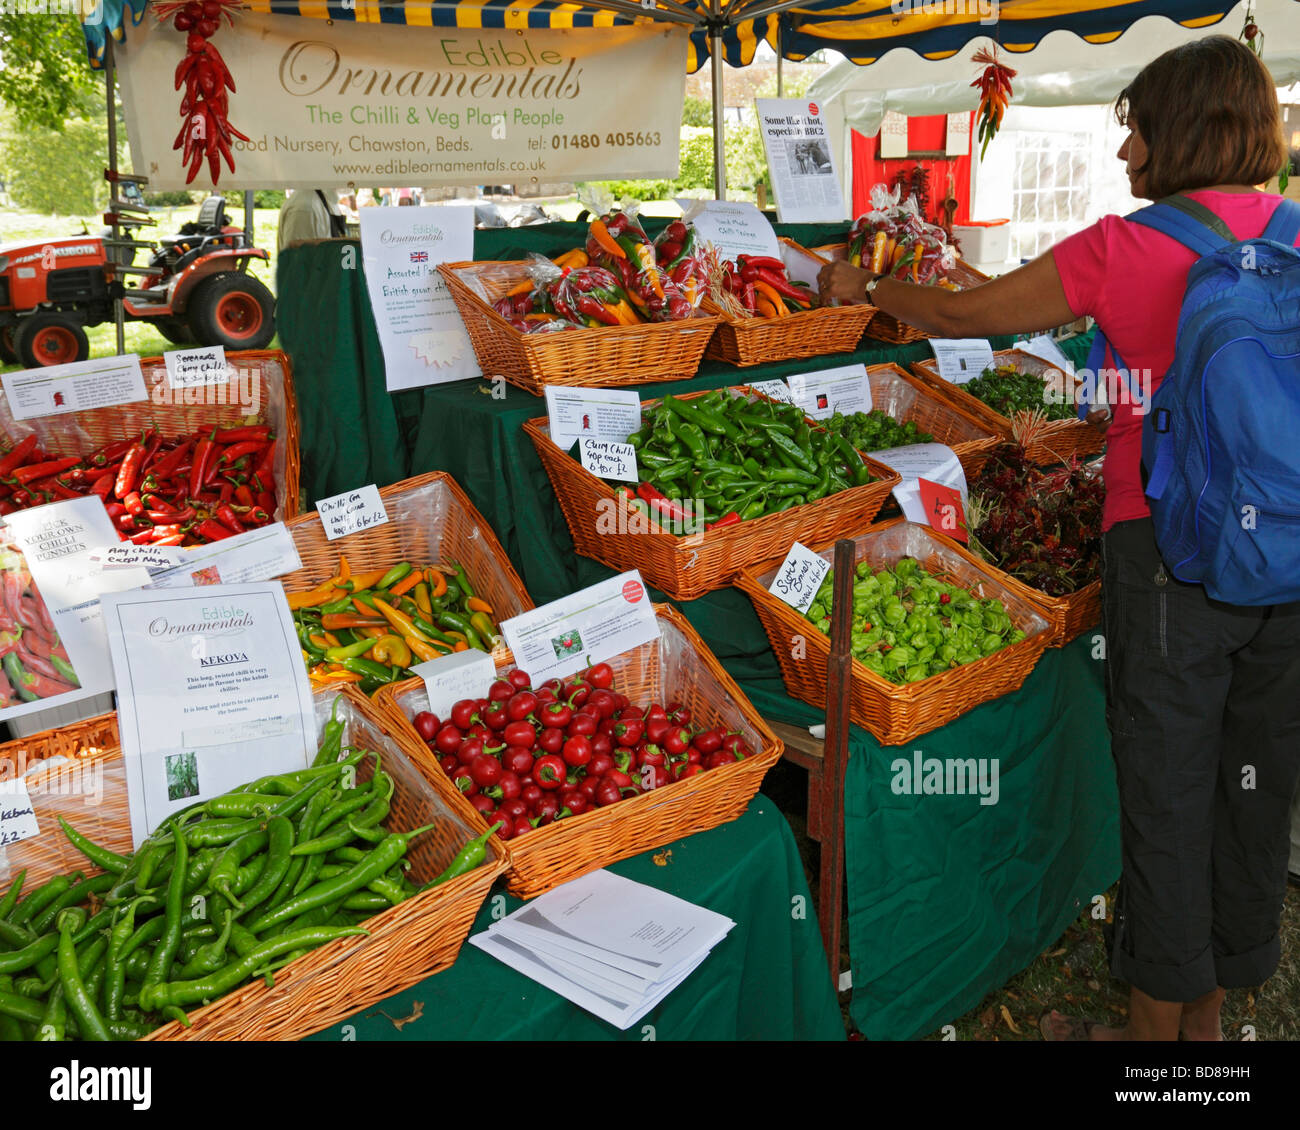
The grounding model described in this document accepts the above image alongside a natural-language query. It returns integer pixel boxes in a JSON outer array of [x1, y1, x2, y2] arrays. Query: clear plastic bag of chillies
[[0, 701, 499, 1040], [581, 391, 879, 535], [290, 556, 504, 694]]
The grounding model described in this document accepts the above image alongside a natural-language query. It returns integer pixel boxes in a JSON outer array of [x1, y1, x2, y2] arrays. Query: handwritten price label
[[315, 484, 390, 541], [164, 345, 231, 388], [579, 439, 638, 483], [768, 541, 830, 613], [0, 780, 40, 848], [747, 379, 795, 405]]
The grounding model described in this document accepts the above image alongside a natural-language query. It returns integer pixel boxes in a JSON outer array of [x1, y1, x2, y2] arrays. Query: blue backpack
[[1081, 194, 1300, 606]]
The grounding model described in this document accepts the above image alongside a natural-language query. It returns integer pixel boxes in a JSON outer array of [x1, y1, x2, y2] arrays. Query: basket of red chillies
[[701, 239, 878, 367], [0, 349, 299, 543]]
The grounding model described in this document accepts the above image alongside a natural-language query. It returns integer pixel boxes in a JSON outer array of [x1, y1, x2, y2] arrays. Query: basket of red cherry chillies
[[0, 424, 282, 546]]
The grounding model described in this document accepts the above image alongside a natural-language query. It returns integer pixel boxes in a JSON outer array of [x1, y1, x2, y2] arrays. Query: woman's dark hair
[[1115, 36, 1287, 198]]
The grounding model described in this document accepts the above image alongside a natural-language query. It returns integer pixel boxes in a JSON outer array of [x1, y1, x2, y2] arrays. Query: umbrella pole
[[776, 20, 783, 97], [710, 7, 725, 201], [105, 37, 126, 357]]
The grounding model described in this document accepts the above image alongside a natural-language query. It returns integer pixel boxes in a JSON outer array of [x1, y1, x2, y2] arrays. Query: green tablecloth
[[276, 226, 1118, 1040], [307, 794, 844, 1041]]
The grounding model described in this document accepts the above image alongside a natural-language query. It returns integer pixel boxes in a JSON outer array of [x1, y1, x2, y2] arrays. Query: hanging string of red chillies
[[971, 46, 1016, 160], [154, 0, 249, 185], [0, 426, 279, 546]]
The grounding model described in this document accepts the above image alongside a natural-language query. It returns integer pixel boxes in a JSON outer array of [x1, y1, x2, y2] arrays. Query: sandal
[[1038, 1009, 1105, 1041]]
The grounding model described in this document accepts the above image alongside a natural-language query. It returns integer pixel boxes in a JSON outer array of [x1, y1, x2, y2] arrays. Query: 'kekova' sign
[[116, 14, 688, 190]]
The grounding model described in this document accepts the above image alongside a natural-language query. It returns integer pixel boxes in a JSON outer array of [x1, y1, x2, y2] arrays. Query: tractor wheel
[[15, 313, 89, 368], [153, 316, 194, 345], [0, 325, 19, 365], [187, 272, 275, 351]]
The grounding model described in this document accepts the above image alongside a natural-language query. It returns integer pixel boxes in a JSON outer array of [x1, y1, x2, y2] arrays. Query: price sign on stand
[[1, 355, 147, 420], [544, 387, 642, 452], [768, 543, 831, 614], [101, 582, 316, 846], [918, 478, 968, 543], [500, 571, 659, 682], [871, 443, 968, 531], [315, 485, 389, 541], [928, 339, 994, 385], [685, 200, 781, 263], [787, 364, 871, 421]]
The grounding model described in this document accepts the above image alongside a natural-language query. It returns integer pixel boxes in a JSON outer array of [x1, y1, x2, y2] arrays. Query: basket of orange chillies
[[291, 555, 504, 696]]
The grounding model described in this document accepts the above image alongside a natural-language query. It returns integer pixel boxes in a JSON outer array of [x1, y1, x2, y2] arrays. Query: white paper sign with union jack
[[359, 203, 479, 392]]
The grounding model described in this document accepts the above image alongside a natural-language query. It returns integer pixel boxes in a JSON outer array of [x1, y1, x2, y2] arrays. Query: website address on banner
[[331, 158, 546, 177]]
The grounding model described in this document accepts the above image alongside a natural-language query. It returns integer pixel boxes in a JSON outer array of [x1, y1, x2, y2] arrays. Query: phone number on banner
[[551, 132, 664, 150]]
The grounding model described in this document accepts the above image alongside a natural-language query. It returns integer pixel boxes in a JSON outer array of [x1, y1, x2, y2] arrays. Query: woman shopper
[[819, 35, 1298, 1042]]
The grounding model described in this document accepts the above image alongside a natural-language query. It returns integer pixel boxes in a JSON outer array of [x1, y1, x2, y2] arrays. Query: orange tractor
[[0, 194, 275, 368]]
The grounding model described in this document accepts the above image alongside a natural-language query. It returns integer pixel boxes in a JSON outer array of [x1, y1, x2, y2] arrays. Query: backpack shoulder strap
[[1126, 195, 1236, 257], [1262, 198, 1300, 246]]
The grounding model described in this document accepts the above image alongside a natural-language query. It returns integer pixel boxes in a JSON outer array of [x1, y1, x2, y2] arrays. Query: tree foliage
[[0, 13, 99, 131]]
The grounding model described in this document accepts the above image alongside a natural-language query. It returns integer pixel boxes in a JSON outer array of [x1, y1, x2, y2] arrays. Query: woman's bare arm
[[817, 252, 1077, 339]]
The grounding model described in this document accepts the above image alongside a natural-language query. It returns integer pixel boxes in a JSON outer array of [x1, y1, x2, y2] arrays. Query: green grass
[[0, 204, 282, 370]]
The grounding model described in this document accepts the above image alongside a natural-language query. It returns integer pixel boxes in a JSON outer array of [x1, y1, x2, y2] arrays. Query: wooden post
[[820, 538, 855, 984]]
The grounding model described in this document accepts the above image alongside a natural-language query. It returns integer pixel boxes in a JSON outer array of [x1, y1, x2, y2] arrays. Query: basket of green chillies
[[0, 686, 506, 1042], [909, 348, 1105, 465], [524, 387, 901, 601]]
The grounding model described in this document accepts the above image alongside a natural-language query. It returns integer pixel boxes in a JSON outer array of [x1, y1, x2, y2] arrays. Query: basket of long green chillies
[[908, 348, 1105, 465], [524, 387, 901, 601], [0, 686, 506, 1041]]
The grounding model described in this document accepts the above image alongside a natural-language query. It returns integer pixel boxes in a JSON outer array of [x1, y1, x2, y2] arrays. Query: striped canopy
[[84, 0, 1265, 72]]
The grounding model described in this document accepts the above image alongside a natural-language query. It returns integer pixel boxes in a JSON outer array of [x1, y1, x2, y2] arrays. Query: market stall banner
[[115, 12, 688, 190]]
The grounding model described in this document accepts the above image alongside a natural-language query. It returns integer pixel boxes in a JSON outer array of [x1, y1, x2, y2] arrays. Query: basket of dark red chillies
[[0, 688, 506, 1042], [0, 349, 299, 540], [0, 423, 283, 545]]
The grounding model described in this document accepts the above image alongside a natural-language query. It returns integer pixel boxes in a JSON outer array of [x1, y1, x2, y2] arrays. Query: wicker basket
[[864, 363, 1000, 481], [977, 570, 1101, 648], [0, 349, 301, 522], [0, 719, 126, 892], [375, 604, 782, 899], [523, 388, 900, 602], [703, 240, 877, 366], [810, 243, 991, 344], [281, 471, 533, 667], [134, 687, 506, 1040], [736, 519, 1053, 745], [0, 689, 506, 1041], [909, 348, 1106, 465], [439, 261, 719, 395]]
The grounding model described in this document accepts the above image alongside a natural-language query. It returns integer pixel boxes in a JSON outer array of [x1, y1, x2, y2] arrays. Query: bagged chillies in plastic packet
[[586, 208, 694, 322], [846, 183, 958, 286]]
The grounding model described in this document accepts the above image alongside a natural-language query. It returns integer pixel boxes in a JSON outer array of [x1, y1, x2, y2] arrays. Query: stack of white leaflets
[[470, 869, 736, 1029]]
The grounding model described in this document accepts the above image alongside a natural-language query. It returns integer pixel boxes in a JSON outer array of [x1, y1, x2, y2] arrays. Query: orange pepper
[[287, 585, 341, 610], [389, 570, 421, 597], [466, 597, 494, 615], [753, 279, 787, 317], [590, 218, 626, 259], [453, 640, 469, 652], [425, 568, 447, 599]]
